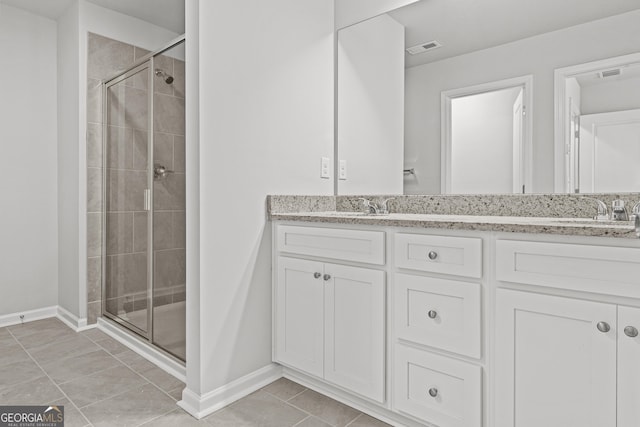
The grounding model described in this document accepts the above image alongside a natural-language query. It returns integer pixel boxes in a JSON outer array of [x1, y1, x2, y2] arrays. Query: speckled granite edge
[[269, 212, 638, 239], [335, 193, 640, 218], [267, 195, 336, 216]]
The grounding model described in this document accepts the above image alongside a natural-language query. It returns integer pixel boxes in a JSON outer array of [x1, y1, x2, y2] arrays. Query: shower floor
[[125, 301, 186, 361]]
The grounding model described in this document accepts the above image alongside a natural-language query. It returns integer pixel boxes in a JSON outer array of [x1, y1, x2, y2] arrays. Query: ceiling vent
[[406, 40, 442, 55], [598, 68, 622, 79]]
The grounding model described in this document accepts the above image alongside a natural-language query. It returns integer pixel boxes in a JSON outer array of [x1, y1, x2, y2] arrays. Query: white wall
[[405, 9, 640, 194], [580, 76, 640, 115], [335, 0, 418, 29], [337, 13, 404, 195], [185, 0, 334, 407], [0, 5, 58, 316], [57, 1, 81, 317], [450, 88, 520, 194]]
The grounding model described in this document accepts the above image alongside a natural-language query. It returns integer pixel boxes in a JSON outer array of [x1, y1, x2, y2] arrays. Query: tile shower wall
[[86, 33, 186, 325]]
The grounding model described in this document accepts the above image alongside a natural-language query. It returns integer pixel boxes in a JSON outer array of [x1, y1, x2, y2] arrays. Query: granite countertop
[[267, 194, 640, 239], [269, 211, 638, 239]]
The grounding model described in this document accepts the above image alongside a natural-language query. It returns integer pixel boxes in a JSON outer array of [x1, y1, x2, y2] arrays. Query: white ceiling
[[0, 0, 184, 33], [388, 0, 640, 68]]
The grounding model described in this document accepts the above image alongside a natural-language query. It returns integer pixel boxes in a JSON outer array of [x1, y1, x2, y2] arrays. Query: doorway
[[441, 76, 533, 194]]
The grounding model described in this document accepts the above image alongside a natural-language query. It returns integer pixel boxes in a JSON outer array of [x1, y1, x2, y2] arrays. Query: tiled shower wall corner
[[86, 33, 186, 325]]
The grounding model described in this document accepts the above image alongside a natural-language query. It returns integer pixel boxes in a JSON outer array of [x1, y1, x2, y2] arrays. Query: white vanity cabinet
[[393, 232, 483, 427], [495, 239, 640, 427], [274, 225, 386, 403]]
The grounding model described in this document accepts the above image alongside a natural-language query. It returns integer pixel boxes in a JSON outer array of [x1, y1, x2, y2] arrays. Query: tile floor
[[0, 318, 391, 427]]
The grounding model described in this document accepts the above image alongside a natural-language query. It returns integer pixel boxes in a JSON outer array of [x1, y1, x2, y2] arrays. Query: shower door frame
[[101, 35, 186, 360]]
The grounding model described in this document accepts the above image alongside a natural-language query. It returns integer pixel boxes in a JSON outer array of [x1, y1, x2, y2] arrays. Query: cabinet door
[[324, 263, 385, 403], [275, 257, 325, 378], [495, 289, 616, 427], [618, 305, 640, 427]]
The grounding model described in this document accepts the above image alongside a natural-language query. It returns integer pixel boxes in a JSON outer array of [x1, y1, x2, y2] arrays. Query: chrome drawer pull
[[624, 326, 639, 338], [323, 274, 331, 281], [428, 251, 438, 260], [428, 387, 438, 398], [428, 310, 438, 319], [597, 321, 611, 333], [313, 272, 321, 279]]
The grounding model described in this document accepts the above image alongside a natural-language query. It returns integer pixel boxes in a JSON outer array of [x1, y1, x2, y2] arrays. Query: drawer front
[[277, 225, 385, 265], [395, 273, 481, 358], [394, 344, 482, 427], [496, 240, 640, 298], [395, 233, 482, 278]]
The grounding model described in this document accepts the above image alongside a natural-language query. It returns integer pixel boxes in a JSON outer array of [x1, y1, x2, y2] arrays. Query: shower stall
[[101, 37, 186, 362]]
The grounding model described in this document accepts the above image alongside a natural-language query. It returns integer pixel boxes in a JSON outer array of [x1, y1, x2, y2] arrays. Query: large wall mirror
[[336, 0, 640, 195]]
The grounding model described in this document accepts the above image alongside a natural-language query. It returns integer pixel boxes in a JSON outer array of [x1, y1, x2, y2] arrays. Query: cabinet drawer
[[395, 273, 481, 358], [394, 344, 482, 427], [277, 225, 385, 265], [496, 240, 640, 298], [394, 233, 482, 278]]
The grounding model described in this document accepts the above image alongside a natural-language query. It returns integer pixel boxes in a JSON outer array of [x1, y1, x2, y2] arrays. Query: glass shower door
[[103, 62, 152, 337], [151, 41, 186, 361]]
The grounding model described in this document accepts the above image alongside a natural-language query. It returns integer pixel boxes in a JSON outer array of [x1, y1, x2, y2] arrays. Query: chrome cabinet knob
[[428, 251, 438, 260], [597, 321, 611, 333], [428, 387, 438, 398], [323, 274, 331, 281], [428, 310, 438, 319], [313, 272, 321, 279], [624, 326, 639, 338]]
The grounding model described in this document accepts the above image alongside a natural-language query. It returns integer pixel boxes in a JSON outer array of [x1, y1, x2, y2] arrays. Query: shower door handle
[[143, 189, 151, 211]]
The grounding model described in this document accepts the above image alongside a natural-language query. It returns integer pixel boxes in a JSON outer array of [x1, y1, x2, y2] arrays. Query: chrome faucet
[[631, 202, 640, 221], [592, 198, 609, 221], [611, 199, 629, 221], [358, 198, 395, 215]]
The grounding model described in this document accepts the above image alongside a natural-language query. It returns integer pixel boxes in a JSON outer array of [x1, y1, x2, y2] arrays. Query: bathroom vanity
[[269, 195, 640, 427]]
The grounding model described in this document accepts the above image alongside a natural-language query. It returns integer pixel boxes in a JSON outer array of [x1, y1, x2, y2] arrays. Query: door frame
[[441, 75, 533, 194], [553, 52, 640, 192]]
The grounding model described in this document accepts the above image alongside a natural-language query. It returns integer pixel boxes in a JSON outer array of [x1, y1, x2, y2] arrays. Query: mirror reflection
[[336, 0, 640, 195]]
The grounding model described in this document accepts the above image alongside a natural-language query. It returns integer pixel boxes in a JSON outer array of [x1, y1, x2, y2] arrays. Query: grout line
[[344, 413, 364, 427], [292, 415, 312, 427], [6, 328, 92, 427], [285, 388, 309, 402]]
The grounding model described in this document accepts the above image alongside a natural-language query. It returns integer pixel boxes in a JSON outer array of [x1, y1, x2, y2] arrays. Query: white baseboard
[[0, 306, 58, 328], [283, 368, 425, 427], [97, 317, 186, 381], [178, 363, 283, 419], [56, 306, 94, 332]]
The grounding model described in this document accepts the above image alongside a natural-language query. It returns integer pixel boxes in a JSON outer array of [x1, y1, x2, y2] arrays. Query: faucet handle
[[379, 198, 395, 214], [358, 198, 379, 214], [592, 198, 609, 221]]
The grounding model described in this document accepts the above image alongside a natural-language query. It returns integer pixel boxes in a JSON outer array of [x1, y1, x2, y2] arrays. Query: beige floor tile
[[94, 336, 130, 355], [295, 416, 333, 427], [59, 365, 148, 408], [138, 365, 184, 392], [140, 409, 207, 426], [52, 398, 90, 427], [167, 386, 184, 401], [0, 343, 30, 367], [80, 328, 110, 342], [347, 414, 392, 427], [80, 382, 176, 427], [15, 325, 77, 349], [8, 318, 68, 338], [0, 376, 64, 405], [263, 377, 307, 401], [115, 349, 158, 373], [288, 390, 361, 427], [28, 334, 100, 365], [205, 391, 307, 427], [41, 349, 123, 384], [0, 359, 45, 390]]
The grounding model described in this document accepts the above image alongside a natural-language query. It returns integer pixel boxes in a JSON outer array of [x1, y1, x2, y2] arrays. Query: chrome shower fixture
[[154, 68, 174, 84]]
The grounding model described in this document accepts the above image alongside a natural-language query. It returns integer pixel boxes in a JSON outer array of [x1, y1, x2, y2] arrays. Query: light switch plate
[[339, 160, 347, 180], [321, 157, 330, 179]]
